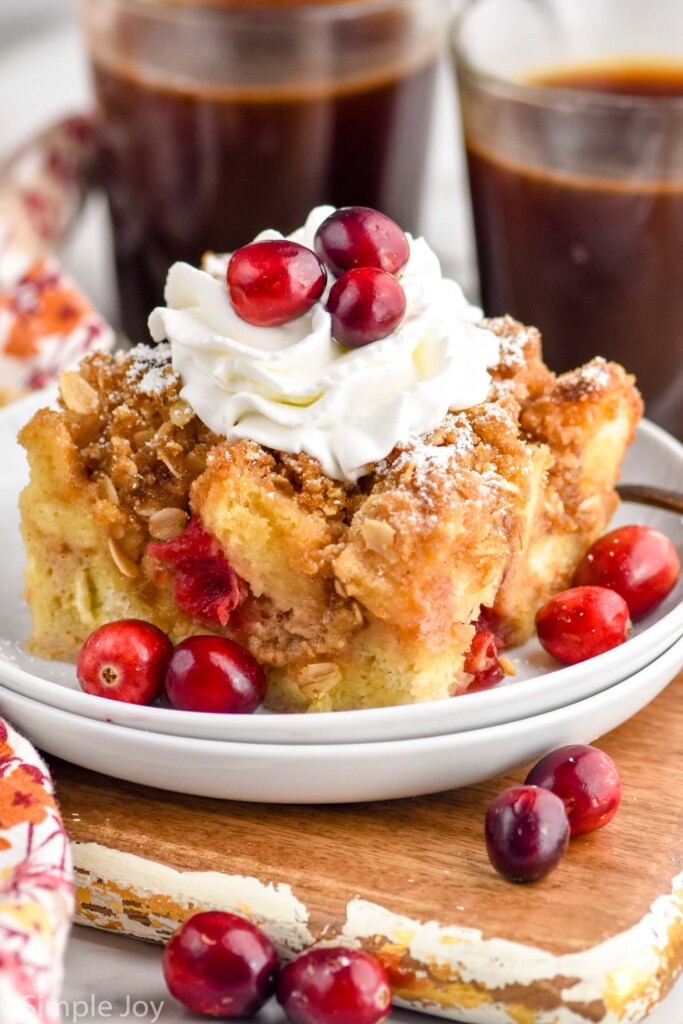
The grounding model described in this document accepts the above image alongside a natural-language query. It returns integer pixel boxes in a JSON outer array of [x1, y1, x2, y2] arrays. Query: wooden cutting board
[[48, 672, 683, 1024]]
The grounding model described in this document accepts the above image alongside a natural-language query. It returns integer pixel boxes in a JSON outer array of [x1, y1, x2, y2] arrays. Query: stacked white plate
[[1, 391, 682, 803]]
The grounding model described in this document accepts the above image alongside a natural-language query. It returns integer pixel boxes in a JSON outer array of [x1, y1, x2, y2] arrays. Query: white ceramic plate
[[1, 388, 683, 745], [0, 634, 681, 803]]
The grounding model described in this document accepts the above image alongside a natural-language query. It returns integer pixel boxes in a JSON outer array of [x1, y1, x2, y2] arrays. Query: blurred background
[[0, 0, 468, 334], [0, 0, 118, 322], [0, 0, 67, 45], [5, 0, 683, 436]]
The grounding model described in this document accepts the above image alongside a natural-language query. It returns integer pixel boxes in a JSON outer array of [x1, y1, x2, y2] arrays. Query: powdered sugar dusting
[[375, 384, 528, 520], [391, 440, 457, 489], [555, 356, 616, 403], [124, 343, 174, 396], [483, 316, 531, 371], [579, 357, 612, 386], [378, 414, 482, 498], [497, 332, 527, 370]]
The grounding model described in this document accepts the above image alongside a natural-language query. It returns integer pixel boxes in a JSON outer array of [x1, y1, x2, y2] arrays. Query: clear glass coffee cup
[[453, 0, 683, 438], [81, 0, 450, 342]]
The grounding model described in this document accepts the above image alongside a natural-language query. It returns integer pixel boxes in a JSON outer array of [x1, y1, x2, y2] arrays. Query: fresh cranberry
[[162, 911, 278, 1018], [165, 635, 266, 714], [328, 268, 406, 349], [277, 947, 392, 1024], [314, 207, 410, 278], [485, 785, 570, 883], [574, 525, 680, 621], [464, 631, 505, 691], [77, 620, 172, 705], [525, 745, 622, 836], [227, 240, 327, 327], [149, 518, 245, 628], [535, 586, 630, 665]]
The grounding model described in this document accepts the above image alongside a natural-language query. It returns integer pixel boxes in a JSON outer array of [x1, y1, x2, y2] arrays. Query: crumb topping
[[123, 342, 175, 396], [551, 357, 614, 402], [49, 316, 642, 595], [52, 318, 559, 530]]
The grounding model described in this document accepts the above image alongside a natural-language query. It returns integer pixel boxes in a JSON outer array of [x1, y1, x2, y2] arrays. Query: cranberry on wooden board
[[162, 911, 278, 1018], [77, 620, 172, 705], [485, 785, 570, 883], [277, 947, 392, 1024], [525, 745, 622, 836], [227, 240, 327, 327], [314, 206, 410, 278], [535, 586, 630, 665], [165, 635, 267, 714], [328, 267, 406, 349], [574, 525, 680, 620]]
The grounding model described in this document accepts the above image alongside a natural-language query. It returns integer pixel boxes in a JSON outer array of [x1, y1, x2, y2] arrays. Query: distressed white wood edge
[[71, 841, 683, 1024], [73, 841, 314, 953], [343, 880, 683, 1024]]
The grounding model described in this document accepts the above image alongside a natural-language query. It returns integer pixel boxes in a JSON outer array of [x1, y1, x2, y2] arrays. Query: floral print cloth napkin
[[0, 115, 113, 405], [0, 719, 73, 1024], [0, 252, 112, 402], [0, 114, 113, 1023]]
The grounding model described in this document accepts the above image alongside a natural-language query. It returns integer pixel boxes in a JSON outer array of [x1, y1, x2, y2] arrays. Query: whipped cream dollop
[[148, 206, 502, 482]]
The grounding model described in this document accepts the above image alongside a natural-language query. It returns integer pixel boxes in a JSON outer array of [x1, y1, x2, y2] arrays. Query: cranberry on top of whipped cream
[[148, 205, 501, 483]]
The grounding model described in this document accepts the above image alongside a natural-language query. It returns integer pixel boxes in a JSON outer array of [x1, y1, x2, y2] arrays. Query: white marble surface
[[1, 4, 682, 1022]]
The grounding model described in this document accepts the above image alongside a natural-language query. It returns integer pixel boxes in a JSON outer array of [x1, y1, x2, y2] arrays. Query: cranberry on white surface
[[77, 619, 172, 705], [536, 586, 630, 665], [227, 240, 327, 327], [328, 267, 406, 349], [277, 947, 392, 1024], [314, 206, 410, 278], [575, 525, 680, 620], [163, 911, 278, 1018], [165, 635, 267, 714]]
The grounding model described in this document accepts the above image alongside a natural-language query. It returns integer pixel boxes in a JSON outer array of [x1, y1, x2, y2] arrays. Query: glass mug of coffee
[[453, 0, 683, 438], [81, 0, 450, 342]]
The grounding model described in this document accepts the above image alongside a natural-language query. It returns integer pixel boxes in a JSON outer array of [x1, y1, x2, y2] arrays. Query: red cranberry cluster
[[535, 524, 680, 665], [77, 622, 266, 714], [227, 207, 410, 349], [486, 744, 622, 883], [162, 911, 392, 1023]]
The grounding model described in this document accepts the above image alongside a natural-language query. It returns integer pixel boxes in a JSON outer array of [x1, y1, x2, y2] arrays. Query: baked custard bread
[[19, 207, 643, 712]]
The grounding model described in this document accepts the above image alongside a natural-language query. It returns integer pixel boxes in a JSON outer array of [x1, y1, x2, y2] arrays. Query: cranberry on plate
[[163, 911, 278, 1018], [535, 586, 630, 665], [314, 206, 410, 278], [77, 619, 172, 705], [277, 947, 392, 1024], [525, 745, 622, 837], [574, 524, 680, 620], [485, 785, 570, 883], [164, 635, 267, 714], [227, 239, 327, 327], [328, 267, 407, 349]]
